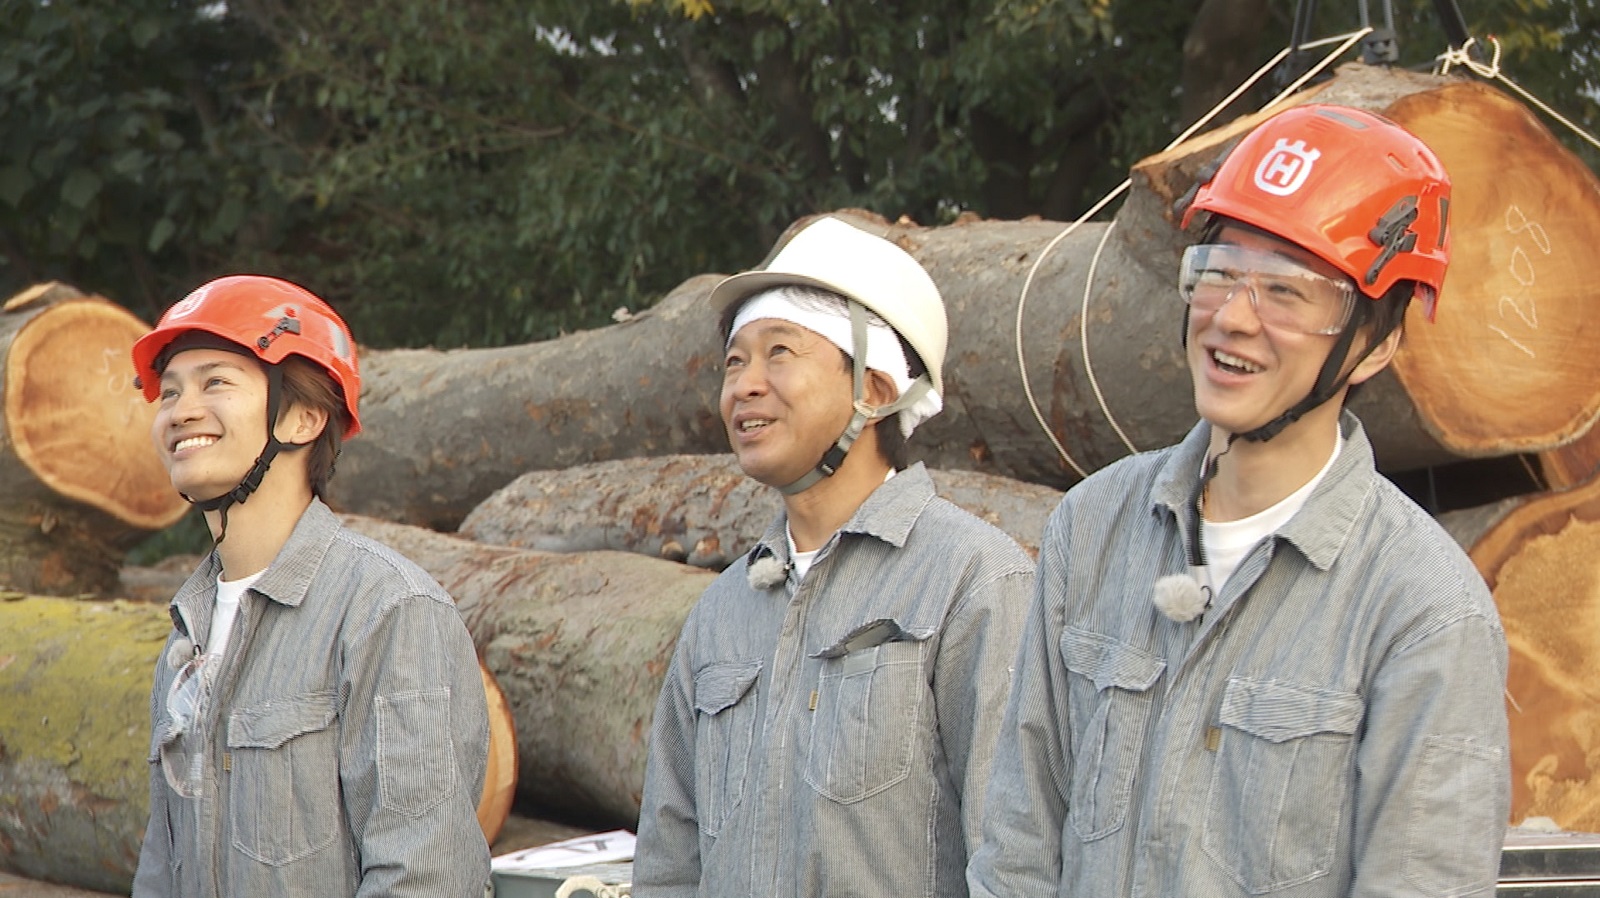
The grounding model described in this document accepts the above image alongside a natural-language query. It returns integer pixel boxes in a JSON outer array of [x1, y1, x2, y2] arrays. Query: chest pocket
[[805, 627, 931, 804], [1061, 627, 1164, 841], [1202, 676, 1363, 893], [227, 691, 340, 866], [693, 661, 762, 837]]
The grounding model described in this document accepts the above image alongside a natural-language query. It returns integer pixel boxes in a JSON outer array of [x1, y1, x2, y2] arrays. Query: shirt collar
[[170, 499, 340, 627], [745, 462, 937, 571], [1150, 412, 1375, 572]]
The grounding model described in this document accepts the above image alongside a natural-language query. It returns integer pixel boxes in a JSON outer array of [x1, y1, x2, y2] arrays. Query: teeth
[[174, 436, 217, 452], [1212, 350, 1263, 374], [739, 419, 772, 432]]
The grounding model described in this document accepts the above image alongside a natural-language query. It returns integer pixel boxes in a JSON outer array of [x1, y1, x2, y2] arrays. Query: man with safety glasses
[[968, 104, 1510, 897], [129, 276, 491, 897]]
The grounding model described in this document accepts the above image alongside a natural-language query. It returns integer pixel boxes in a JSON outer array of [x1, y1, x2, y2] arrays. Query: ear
[[1347, 324, 1403, 387], [276, 401, 330, 447], [862, 368, 901, 418]]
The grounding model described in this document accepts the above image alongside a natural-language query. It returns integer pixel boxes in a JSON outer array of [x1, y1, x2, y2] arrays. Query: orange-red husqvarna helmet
[[1182, 103, 1451, 320], [132, 275, 361, 438]]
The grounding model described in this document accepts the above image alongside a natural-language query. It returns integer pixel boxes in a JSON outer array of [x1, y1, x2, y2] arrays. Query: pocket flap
[[694, 661, 762, 716], [227, 691, 338, 750], [1061, 627, 1165, 692], [1219, 677, 1364, 743]]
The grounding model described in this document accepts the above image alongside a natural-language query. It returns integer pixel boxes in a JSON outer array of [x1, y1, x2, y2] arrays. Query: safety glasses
[[161, 652, 215, 797], [1179, 244, 1358, 336]]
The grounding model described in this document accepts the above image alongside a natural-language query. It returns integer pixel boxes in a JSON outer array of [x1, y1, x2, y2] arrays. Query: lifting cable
[[1436, 36, 1600, 154]]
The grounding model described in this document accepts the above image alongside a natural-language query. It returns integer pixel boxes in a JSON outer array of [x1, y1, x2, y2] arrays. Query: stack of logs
[[3, 62, 1600, 893]]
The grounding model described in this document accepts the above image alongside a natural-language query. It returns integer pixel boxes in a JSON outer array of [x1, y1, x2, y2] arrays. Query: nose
[[725, 357, 768, 401], [162, 385, 207, 427], [1210, 278, 1264, 334]]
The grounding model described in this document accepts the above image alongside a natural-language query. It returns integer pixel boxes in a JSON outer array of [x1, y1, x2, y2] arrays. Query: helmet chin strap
[[1234, 304, 1400, 443], [777, 302, 932, 496], [182, 365, 309, 545]]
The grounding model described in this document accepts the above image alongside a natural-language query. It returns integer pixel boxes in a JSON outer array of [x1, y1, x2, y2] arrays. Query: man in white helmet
[[634, 216, 1034, 896], [967, 105, 1509, 897]]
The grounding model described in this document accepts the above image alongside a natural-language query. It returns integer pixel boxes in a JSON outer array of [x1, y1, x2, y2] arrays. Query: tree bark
[[1439, 479, 1600, 831], [0, 284, 189, 595], [0, 594, 519, 894], [1180, 0, 1273, 129], [341, 516, 713, 827], [459, 454, 1062, 566], [327, 64, 1600, 530], [0, 596, 170, 895]]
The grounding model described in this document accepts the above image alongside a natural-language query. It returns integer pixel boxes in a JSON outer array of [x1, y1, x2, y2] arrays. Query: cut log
[[0, 593, 520, 894], [0, 596, 170, 895], [1536, 423, 1600, 492], [478, 660, 518, 845], [341, 516, 713, 827], [0, 283, 189, 595], [327, 64, 1600, 529], [1453, 477, 1600, 830], [459, 454, 1061, 565]]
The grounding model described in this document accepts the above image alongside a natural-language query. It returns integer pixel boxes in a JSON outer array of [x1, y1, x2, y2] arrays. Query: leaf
[[0, 165, 33, 207], [148, 217, 176, 253], [60, 168, 102, 209]]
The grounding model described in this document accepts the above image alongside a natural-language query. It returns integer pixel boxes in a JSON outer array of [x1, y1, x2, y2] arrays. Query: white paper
[[491, 830, 636, 871]]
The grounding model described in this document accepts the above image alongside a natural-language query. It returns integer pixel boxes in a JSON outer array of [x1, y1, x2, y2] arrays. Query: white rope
[[1437, 36, 1600, 153], [1013, 28, 1372, 478], [1080, 221, 1137, 454]]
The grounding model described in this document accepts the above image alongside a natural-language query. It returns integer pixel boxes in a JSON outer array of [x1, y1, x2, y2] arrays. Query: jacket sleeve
[[1349, 599, 1510, 898], [967, 505, 1076, 898], [934, 565, 1034, 855], [341, 591, 492, 898], [132, 660, 176, 898], [633, 632, 702, 897]]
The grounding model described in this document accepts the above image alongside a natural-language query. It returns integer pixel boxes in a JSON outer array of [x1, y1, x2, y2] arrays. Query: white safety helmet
[[710, 216, 949, 493], [710, 216, 948, 396]]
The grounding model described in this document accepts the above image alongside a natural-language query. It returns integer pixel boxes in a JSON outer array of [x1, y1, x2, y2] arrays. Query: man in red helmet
[[968, 105, 1510, 897], [128, 276, 491, 898]]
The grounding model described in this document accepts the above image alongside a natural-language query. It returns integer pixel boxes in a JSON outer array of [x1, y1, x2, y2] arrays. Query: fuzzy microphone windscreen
[[747, 555, 788, 590], [166, 636, 196, 670], [1153, 574, 1208, 623]]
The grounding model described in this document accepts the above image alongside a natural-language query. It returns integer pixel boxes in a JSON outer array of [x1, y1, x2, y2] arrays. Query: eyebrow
[[159, 358, 249, 383]]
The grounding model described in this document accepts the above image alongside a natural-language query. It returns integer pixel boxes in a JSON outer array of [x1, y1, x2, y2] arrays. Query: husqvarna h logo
[[1253, 138, 1321, 196]]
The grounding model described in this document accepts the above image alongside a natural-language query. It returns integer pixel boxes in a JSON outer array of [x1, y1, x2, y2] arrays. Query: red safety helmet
[[132, 275, 361, 438], [1183, 104, 1451, 318]]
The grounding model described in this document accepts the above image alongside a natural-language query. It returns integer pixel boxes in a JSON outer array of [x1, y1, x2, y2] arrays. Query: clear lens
[[161, 653, 213, 798], [1179, 244, 1356, 335]]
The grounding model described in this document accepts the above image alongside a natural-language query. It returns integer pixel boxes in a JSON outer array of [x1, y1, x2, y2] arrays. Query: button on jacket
[[968, 414, 1510, 898], [635, 464, 1034, 897], [131, 499, 491, 898]]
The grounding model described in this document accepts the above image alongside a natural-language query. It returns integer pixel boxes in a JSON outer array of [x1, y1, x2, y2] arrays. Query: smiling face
[[151, 347, 273, 501], [1186, 224, 1368, 440], [720, 318, 859, 488]]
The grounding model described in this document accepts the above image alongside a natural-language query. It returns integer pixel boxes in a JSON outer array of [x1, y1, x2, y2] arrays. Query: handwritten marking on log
[[1488, 205, 1550, 360], [1385, 78, 1600, 454]]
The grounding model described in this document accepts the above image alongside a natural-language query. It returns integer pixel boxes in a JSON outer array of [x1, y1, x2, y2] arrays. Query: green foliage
[[0, 0, 1595, 352], [0, 0, 281, 325]]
